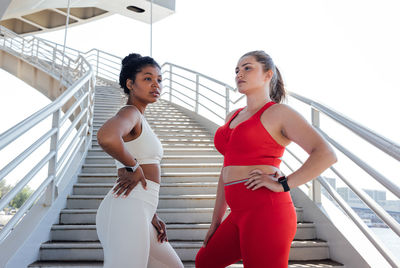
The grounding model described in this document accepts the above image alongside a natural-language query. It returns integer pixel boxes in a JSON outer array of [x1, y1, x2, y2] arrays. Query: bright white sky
[[0, 0, 399, 197]]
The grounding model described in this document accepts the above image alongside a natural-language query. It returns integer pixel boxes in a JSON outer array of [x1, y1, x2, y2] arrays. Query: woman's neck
[[245, 90, 271, 113], [127, 97, 147, 114]]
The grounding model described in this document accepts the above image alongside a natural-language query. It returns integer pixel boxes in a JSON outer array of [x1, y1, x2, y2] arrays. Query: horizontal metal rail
[[0, 26, 95, 243], [289, 92, 400, 161], [319, 177, 400, 267]]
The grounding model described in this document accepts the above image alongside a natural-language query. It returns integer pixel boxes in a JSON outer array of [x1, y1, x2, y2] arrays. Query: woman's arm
[[97, 106, 140, 166], [97, 106, 147, 196], [203, 172, 227, 247], [280, 104, 337, 189], [247, 104, 337, 192], [203, 109, 239, 246], [211, 172, 228, 226]]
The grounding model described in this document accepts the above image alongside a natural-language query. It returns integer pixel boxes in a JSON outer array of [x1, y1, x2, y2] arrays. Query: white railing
[[0, 26, 398, 266], [0, 26, 95, 242], [160, 62, 400, 267], [30, 37, 122, 87]]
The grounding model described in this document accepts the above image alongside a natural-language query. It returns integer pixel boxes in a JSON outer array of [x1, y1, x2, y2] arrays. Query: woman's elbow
[[326, 146, 337, 166], [96, 128, 113, 148]]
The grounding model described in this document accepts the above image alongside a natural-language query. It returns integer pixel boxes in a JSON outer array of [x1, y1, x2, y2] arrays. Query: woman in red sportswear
[[195, 51, 337, 268]]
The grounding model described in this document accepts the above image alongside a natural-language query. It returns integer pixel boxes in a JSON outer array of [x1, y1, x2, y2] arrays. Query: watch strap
[[124, 160, 140, 173], [278, 176, 290, 192]]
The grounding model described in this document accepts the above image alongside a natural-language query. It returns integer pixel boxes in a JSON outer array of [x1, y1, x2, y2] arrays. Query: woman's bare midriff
[[222, 165, 282, 183], [140, 164, 161, 184]]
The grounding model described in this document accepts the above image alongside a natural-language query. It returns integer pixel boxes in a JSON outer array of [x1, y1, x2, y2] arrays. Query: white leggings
[[96, 179, 184, 268]]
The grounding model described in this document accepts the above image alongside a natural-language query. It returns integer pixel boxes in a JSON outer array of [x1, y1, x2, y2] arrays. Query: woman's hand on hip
[[113, 167, 147, 197], [245, 169, 282, 192], [152, 214, 168, 243]]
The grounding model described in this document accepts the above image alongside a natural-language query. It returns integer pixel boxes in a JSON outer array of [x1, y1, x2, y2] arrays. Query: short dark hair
[[119, 53, 161, 94]]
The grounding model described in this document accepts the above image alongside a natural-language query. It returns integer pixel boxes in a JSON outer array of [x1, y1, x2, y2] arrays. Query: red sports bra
[[214, 101, 285, 167]]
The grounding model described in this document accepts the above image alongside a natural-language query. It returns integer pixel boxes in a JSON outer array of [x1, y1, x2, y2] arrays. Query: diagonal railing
[[0, 26, 398, 266], [0, 26, 95, 242], [28, 37, 123, 87], [160, 62, 400, 267]]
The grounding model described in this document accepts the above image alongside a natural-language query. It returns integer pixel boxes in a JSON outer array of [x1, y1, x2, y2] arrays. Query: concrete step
[[51, 222, 316, 242], [90, 143, 215, 150], [84, 156, 115, 165], [145, 118, 194, 122], [38, 240, 329, 261], [78, 173, 220, 183], [29, 260, 344, 268], [73, 182, 218, 195], [84, 155, 223, 164], [93, 120, 201, 126], [81, 163, 222, 173], [66, 194, 217, 209], [87, 148, 219, 156], [148, 133, 213, 138], [59, 208, 221, 224], [92, 129, 211, 136], [59, 207, 303, 225], [161, 155, 223, 163], [91, 138, 215, 145]]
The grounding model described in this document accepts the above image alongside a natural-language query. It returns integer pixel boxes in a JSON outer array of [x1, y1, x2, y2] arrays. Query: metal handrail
[[27, 36, 123, 85], [319, 177, 400, 267], [0, 26, 95, 242], [160, 62, 400, 267], [1, 25, 398, 265], [289, 92, 400, 161]]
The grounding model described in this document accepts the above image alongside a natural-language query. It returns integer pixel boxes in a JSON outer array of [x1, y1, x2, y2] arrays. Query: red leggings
[[195, 179, 297, 268]]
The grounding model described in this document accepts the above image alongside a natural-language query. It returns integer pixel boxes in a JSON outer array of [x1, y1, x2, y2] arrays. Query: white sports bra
[[115, 113, 163, 168]]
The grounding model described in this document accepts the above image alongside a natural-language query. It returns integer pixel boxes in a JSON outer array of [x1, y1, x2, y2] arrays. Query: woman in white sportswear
[[96, 53, 184, 268]]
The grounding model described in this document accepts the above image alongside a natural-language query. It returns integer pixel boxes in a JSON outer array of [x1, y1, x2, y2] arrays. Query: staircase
[[29, 85, 343, 268]]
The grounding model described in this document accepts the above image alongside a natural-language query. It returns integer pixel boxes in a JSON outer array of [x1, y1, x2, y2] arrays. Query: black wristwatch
[[124, 161, 139, 173], [278, 176, 290, 192]]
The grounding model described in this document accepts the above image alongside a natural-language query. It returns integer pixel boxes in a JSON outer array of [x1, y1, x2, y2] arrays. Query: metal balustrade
[[0, 26, 399, 266], [160, 62, 400, 267], [0, 26, 95, 242]]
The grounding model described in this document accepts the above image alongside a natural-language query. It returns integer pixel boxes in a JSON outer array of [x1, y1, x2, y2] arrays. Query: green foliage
[[0, 180, 11, 199], [10, 186, 33, 209], [0, 181, 33, 209]]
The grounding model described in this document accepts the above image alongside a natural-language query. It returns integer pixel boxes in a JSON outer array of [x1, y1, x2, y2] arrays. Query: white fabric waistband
[[108, 179, 160, 207]]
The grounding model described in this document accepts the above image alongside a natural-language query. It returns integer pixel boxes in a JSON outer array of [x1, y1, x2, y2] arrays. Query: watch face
[[125, 167, 134, 172]]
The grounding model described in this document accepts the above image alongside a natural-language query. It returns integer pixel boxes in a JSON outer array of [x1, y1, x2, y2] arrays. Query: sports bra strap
[[227, 108, 244, 125], [254, 101, 275, 118]]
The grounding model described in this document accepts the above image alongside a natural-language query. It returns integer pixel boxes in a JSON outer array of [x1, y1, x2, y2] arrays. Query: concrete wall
[[0, 50, 65, 101]]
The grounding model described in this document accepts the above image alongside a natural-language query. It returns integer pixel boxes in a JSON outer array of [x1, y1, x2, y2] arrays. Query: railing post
[[45, 109, 61, 205], [225, 86, 230, 116], [169, 65, 173, 102], [35, 39, 39, 63], [96, 50, 99, 77], [52, 48, 56, 72], [21, 38, 25, 57], [195, 74, 199, 113], [310, 107, 322, 204], [81, 81, 90, 152]]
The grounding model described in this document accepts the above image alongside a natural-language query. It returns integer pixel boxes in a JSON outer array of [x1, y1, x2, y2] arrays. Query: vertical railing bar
[[311, 107, 322, 204], [225, 86, 230, 116], [169, 64, 173, 102], [46, 108, 61, 205], [195, 74, 199, 113]]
